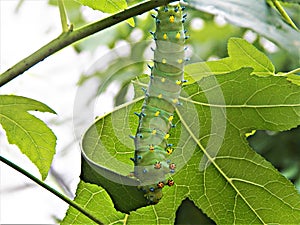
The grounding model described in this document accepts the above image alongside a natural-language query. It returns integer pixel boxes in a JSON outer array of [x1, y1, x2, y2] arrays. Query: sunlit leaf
[[0, 95, 56, 180], [185, 37, 275, 84], [287, 73, 300, 86], [76, 0, 127, 13], [61, 180, 126, 224], [75, 0, 135, 26], [63, 66, 300, 224]]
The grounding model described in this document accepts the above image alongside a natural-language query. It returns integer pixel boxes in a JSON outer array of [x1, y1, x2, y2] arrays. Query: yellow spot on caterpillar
[[158, 94, 163, 99], [161, 77, 166, 82], [176, 80, 182, 85], [166, 147, 173, 155], [169, 15, 175, 23], [162, 58, 167, 64], [172, 98, 178, 104], [149, 144, 155, 152], [177, 59, 183, 64], [152, 129, 157, 135], [175, 32, 181, 39], [163, 33, 168, 40], [164, 133, 170, 139], [168, 115, 174, 122], [155, 111, 160, 117]]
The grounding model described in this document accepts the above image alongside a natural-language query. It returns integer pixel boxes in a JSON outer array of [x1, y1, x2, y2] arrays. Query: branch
[[0, 155, 104, 224], [0, 0, 175, 87]]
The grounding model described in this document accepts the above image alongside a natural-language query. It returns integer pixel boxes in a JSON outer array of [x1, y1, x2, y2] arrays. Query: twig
[[0, 0, 175, 87], [0, 155, 104, 224], [58, 0, 69, 32]]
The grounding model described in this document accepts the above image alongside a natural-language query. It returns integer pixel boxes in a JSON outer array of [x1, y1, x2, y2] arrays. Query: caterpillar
[[131, 3, 187, 204]]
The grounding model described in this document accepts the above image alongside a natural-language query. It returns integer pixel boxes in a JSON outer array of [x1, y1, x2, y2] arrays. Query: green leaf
[[76, 0, 127, 13], [63, 67, 300, 224], [177, 68, 300, 224], [287, 73, 300, 85], [75, 0, 135, 26], [185, 37, 275, 84], [276, 68, 300, 86], [80, 158, 148, 212], [128, 68, 300, 224], [0, 95, 56, 180], [186, 0, 300, 56], [61, 180, 126, 224]]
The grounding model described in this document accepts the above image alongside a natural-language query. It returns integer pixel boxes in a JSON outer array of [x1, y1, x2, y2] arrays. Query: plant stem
[[0, 0, 175, 87], [271, 0, 299, 30], [0, 155, 104, 224], [58, 0, 69, 32], [15, 0, 25, 13], [281, 67, 300, 76]]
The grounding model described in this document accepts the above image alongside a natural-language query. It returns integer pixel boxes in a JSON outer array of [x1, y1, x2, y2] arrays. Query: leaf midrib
[[0, 112, 40, 153], [132, 81, 300, 109], [175, 108, 266, 224], [179, 96, 300, 108], [175, 107, 267, 225]]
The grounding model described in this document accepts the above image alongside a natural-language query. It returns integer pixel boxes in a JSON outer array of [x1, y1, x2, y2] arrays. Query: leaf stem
[[0, 155, 104, 224], [271, 0, 299, 30], [15, 0, 25, 13], [58, 0, 69, 32], [280, 67, 300, 76], [0, 0, 175, 87]]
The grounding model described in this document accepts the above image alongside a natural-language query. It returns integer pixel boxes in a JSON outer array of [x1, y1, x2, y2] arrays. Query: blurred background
[[0, 0, 299, 224]]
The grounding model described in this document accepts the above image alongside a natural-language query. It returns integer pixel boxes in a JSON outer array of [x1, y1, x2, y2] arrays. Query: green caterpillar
[[131, 3, 187, 204]]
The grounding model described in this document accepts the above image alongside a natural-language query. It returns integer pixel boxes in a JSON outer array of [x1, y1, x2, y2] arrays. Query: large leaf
[[185, 38, 275, 84], [76, 0, 128, 13], [61, 180, 126, 225], [186, 0, 300, 56], [75, 0, 135, 26], [63, 65, 300, 224], [0, 95, 56, 180]]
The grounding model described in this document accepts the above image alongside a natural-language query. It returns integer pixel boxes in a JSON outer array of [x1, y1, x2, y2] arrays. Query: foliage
[[0, 95, 56, 180], [63, 37, 300, 224], [1, 0, 299, 224], [76, 0, 129, 13], [185, 37, 275, 84], [75, 0, 135, 26]]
